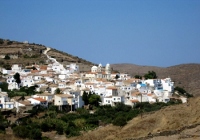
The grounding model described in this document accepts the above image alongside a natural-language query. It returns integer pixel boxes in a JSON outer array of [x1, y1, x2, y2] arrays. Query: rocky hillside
[[0, 38, 94, 72], [111, 63, 200, 96]]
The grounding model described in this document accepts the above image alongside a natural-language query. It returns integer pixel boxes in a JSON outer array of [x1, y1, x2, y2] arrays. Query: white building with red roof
[[27, 97, 48, 107]]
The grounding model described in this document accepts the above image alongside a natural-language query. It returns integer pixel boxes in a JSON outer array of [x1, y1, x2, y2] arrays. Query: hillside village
[[0, 47, 187, 113]]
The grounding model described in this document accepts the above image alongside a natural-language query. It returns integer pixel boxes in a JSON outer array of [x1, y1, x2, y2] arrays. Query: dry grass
[[66, 97, 200, 140]]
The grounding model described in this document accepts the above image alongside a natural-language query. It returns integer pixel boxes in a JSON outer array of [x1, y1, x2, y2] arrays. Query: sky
[[0, 0, 200, 67]]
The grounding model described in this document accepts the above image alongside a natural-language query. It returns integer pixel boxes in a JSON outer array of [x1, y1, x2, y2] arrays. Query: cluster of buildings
[[0, 48, 186, 114]]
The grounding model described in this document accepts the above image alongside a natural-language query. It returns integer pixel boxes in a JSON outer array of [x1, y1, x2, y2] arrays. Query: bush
[[112, 116, 127, 126], [55, 124, 64, 135], [86, 117, 99, 127], [65, 126, 80, 138], [115, 103, 132, 112], [61, 113, 79, 123], [41, 122, 50, 132], [29, 128, 42, 140], [4, 55, 10, 60], [174, 86, 193, 98], [13, 125, 29, 138], [74, 118, 86, 128]]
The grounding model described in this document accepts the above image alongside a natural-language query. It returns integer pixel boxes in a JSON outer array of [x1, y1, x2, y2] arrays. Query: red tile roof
[[33, 98, 47, 102]]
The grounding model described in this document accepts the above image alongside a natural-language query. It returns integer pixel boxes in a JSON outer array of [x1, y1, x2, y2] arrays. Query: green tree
[[0, 82, 8, 92], [55, 88, 61, 94], [115, 74, 120, 79], [144, 71, 157, 79], [82, 91, 89, 105], [14, 72, 21, 88], [4, 54, 10, 60], [89, 94, 101, 107]]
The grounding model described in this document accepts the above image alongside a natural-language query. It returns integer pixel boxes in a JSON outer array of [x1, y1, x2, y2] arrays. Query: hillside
[[68, 97, 200, 140], [111, 63, 200, 96], [0, 38, 94, 72], [0, 38, 199, 96]]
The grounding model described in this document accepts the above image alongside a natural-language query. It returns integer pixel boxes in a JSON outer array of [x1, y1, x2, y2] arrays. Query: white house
[[8, 82, 19, 91], [66, 63, 79, 73], [33, 92, 54, 103], [0, 91, 14, 109], [105, 86, 118, 97], [11, 64, 22, 73], [161, 78, 174, 92], [33, 75, 43, 83], [54, 94, 74, 111], [102, 96, 112, 106], [48, 84, 58, 94], [21, 76, 35, 87], [27, 97, 48, 107], [14, 100, 33, 113]]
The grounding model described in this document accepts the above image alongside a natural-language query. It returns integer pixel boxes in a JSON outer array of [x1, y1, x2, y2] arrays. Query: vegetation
[[0, 82, 39, 98], [4, 54, 10, 60], [174, 86, 193, 98], [144, 71, 157, 79], [0, 111, 9, 133], [9, 85, 39, 98], [7, 40, 13, 45], [0, 38, 4, 44], [12, 119, 42, 139], [134, 75, 142, 79], [82, 91, 101, 107], [0, 94, 181, 139], [23, 54, 39, 58], [2, 63, 11, 70], [115, 74, 120, 79], [55, 88, 61, 94], [0, 82, 9, 92], [14, 72, 21, 87], [134, 71, 157, 80]]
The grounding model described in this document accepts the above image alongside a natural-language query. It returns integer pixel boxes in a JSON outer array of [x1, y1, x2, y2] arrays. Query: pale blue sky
[[0, 0, 200, 67]]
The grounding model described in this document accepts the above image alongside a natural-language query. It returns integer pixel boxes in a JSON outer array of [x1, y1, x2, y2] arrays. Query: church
[[85, 63, 112, 80]]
